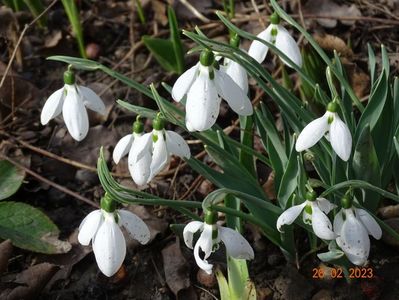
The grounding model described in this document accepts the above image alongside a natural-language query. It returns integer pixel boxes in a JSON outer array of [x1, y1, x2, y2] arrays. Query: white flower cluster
[[40, 9, 377, 277], [277, 193, 382, 266]]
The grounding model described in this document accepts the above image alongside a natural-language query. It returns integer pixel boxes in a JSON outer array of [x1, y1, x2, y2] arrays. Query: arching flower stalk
[[334, 196, 382, 266], [183, 210, 254, 274], [295, 101, 352, 161], [248, 12, 302, 68], [78, 195, 150, 277], [40, 66, 106, 141], [277, 191, 336, 240], [128, 114, 190, 185], [172, 49, 253, 132]]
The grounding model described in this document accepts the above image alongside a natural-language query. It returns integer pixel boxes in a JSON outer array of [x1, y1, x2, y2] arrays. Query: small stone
[[85, 43, 101, 59], [196, 269, 217, 288], [382, 218, 399, 248]]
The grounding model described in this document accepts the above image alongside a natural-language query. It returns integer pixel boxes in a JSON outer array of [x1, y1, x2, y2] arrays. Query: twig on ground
[[0, 154, 98, 208], [0, 0, 58, 89]]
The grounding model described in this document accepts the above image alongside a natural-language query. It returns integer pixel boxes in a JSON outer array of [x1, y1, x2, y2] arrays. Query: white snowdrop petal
[[113, 134, 134, 164], [329, 114, 352, 161], [333, 209, 345, 235], [92, 214, 126, 277], [40, 88, 65, 125], [148, 131, 169, 182], [224, 58, 248, 95], [336, 209, 370, 266], [356, 208, 382, 240], [200, 224, 215, 259], [248, 25, 273, 63], [194, 236, 214, 275], [62, 85, 89, 141], [316, 197, 336, 214], [78, 210, 102, 246], [295, 114, 329, 152], [219, 227, 254, 260], [186, 67, 221, 131], [172, 64, 199, 102], [215, 70, 253, 116], [128, 137, 152, 186], [276, 203, 306, 232], [118, 210, 151, 244], [79, 86, 106, 115], [183, 221, 204, 249], [275, 25, 302, 68], [165, 130, 191, 159], [311, 204, 336, 240]]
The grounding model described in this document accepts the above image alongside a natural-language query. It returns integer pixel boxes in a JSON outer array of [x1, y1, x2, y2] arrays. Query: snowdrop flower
[[277, 191, 336, 240], [220, 35, 248, 94], [40, 67, 106, 141], [128, 115, 190, 185], [295, 101, 352, 161], [183, 210, 254, 274], [248, 12, 302, 68], [172, 49, 253, 132], [112, 116, 144, 164], [78, 195, 150, 277], [334, 197, 382, 266]]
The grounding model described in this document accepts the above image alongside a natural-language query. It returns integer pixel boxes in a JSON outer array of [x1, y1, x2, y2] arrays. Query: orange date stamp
[[312, 267, 374, 279]]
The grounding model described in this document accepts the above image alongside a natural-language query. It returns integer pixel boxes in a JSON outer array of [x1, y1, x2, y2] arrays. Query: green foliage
[[142, 6, 185, 74], [0, 160, 25, 200], [0, 201, 71, 253], [61, 0, 86, 58]]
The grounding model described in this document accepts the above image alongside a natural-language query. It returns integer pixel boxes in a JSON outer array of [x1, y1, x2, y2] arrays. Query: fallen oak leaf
[[0, 239, 13, 275], [0, 263, 58, 300]]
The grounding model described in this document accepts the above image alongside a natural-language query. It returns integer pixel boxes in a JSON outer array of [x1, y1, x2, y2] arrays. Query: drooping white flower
[[222, 57, 248, 95], [295, 102, 352, 161], [40, 69, 105, 141], [248, 13, 302, 68], [78, 207, 150, 277], [277, 193, 336, 240], [113, 117, 144, 164], [183, 217, 254, 274], [334, 206, 382, 266], [128, 116, 190, 185], [171, 50, 253, 132]]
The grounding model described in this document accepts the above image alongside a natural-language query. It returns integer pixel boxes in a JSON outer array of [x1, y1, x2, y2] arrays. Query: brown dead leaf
[[0, 7, 22, 69], [314, 33, 353, 57], [263, 171, 276, 200], [44, 30, 62, 48], [162, 239, 196, 299], [303, 0, 361, 28], [0, 240, 13, 275], [152, 0, 168, 26], [123, 205, 168, 250], [37, 230, 92, 290], [0, 62, 41, 122], [0, 263, 58, 300]]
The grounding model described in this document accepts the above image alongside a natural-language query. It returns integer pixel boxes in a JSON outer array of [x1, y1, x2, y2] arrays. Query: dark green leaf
[[142, 37, 178, 72], [0, 201, 71, 253], [0, 160, 25, 200]]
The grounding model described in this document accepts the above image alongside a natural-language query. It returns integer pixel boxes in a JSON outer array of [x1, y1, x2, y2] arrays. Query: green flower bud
[[133, 115, 144, 134], [270, 12, 280, 25], [200, 49, 215, 67], [63, 69, 75, 85], [326, 101, 338, 113], [101, 194, 116, 213], [153, 115, 165, 131], [305, 191, 317, 201], [341, 196, 352, 209]]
